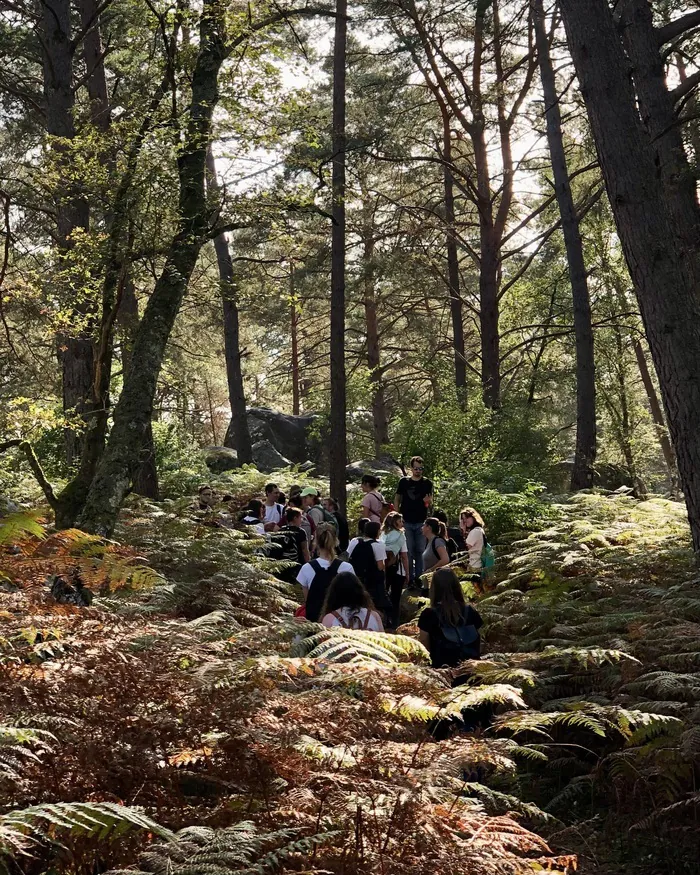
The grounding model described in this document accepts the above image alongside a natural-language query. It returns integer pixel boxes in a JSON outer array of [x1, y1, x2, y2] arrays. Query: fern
[[0, 802, 174, 864], [0, 726, 55, 784], [103, 821, 337, 875], [295, 627, 430, 665], [0, 511, 45, 546]]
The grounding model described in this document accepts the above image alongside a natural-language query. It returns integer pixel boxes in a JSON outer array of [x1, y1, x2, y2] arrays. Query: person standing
[[324, 497, 349, 553], [394, 456, 433, 586], [381, 512, 409, 629], [460, 507, 486, 576], [360, 474, 385, 523], [263, 483, 285, 530]]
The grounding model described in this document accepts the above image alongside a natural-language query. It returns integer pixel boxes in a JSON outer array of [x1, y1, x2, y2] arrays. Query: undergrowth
[[0, 490, 698, 874]]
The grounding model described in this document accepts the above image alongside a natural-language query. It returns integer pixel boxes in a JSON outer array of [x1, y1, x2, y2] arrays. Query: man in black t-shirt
[[394, 456, 433, 585]]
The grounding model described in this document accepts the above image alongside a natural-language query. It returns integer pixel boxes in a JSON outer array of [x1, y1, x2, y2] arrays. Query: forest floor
[[0, 488, 699, 875]]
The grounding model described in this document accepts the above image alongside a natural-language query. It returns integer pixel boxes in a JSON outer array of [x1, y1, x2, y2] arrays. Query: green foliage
[[152, 423, 211, 499], [0, 802, 174, 865]]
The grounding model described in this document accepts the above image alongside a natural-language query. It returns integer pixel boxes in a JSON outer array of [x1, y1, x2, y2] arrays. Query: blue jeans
[[404, 522, 426, 583]]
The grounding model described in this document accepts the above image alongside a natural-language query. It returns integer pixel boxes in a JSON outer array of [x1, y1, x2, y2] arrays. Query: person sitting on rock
[[321, 572, 384, 631]]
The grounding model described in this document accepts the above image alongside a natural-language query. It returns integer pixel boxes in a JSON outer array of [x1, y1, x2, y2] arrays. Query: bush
[[153, 422, 211, 498], [437, 480, 556, 540]]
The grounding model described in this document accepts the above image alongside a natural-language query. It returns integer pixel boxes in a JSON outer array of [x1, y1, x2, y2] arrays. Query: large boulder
[[252, 439, 292, 472], [225, 408, 325, 468], [346, 455, 404, 484], [203, 446, 240, 474]]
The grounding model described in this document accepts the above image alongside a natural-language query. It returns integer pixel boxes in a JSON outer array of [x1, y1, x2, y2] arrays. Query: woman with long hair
[[421, 517, 450, 577], [321, 572, 384, 631], [417, 568, 483, 668], [296, 527, 354, 622], [381, 512, 409, 628], [459, 507, 486, 574]]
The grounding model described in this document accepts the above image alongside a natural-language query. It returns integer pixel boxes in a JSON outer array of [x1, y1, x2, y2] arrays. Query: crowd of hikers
[[195, 456, 494, 674]]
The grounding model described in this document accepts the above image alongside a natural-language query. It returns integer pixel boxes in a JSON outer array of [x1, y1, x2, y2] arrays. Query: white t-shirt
[[243, 516, 265, 535], [264, 502, 284, 525], [296, 558, 354, 590], [322, 607, 384, 631], [347, 538, 387, 563], [466, 527, 485, 569]]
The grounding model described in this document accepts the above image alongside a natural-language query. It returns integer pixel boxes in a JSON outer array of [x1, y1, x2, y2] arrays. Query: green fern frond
[[0, 801, 174, 862], [0, 511, 45, 546]]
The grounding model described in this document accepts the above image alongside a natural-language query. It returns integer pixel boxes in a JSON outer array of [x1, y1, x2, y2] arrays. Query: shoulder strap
[[432, 538, 439, 559], [362, 609, 372, 630], [331, 610, 348, 628], [330, 558, 342, 575], [310, 559, 322, 574]]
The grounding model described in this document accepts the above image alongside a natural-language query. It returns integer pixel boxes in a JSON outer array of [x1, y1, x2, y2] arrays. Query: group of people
[[198, 455, 489, 671]]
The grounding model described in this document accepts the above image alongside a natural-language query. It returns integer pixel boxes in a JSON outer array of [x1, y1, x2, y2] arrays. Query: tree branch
[[656, 10, 700, 46], [670, 68, 700, 104], [0, 440, 58, 509]]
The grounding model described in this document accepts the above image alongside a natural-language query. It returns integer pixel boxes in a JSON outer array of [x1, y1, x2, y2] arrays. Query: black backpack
[[305, 558, 342, 622], [350, 540, 390, 612], [432, 537, 458, 561], [438, 607, 480, 665], [270, 528, 301, 563]]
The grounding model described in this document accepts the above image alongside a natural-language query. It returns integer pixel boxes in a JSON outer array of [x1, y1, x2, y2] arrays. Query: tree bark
[[533, 0, 596, 490], [290, 264, 301, 415], [439, 104, 467, 398], [79, 0, 112, 132], [329, 0, 348, 513], [118, 277, 160, 499], [205, 145, 253, 463], [559, 0, 700, 551], [361, 207, 390, 456], [618, 0, 700, 274], [78, 0, 227, 535], [41, 0, 94, 467], [633, 339, 678, 491]]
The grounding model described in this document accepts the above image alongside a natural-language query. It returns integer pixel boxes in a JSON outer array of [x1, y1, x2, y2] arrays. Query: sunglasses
[[413, 466, 424, 471]]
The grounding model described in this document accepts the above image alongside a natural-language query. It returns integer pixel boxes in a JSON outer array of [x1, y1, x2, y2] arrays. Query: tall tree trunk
[[439, 104, 467, 398], [78, 0, 227, 535], [559, 0, 700, 551], [618, 0, 700, 273], [361, 211, 389, 456], [118, 277, 160, 499], [633, 339, 678, 491], [479, 232, 501, 408], [42, 0, 94, 467], [329, 0, 348, 513], [290, 264, 301, 416], [205, 145, 253, 463], [533, 0, 596, 490], [79, 0, 111, 132]]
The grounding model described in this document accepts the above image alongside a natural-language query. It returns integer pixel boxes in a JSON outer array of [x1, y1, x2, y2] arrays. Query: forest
[[1, 0, 700, 873]]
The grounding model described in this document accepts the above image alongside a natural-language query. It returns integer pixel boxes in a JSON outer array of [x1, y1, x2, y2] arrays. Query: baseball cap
[[300, 487, 318, 497]]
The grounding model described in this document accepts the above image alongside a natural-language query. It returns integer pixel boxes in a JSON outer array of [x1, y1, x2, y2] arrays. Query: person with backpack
[[263, 483, 285, 530], [324, 497, 349, 553], [360, 475, 388, 524], [320, 572, 384, 631], [348, 520, 391, 621], [459, 507, 493, 580], [278, 507, 311, 565], [417, 568, 483, 671], [296, 527, 354, 622], [381, 512, 409, 629], [301, 487, 338, 548], [434, 509, 466, 553], [421, 517, 451, 578], [394, 456, 433, 586]]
